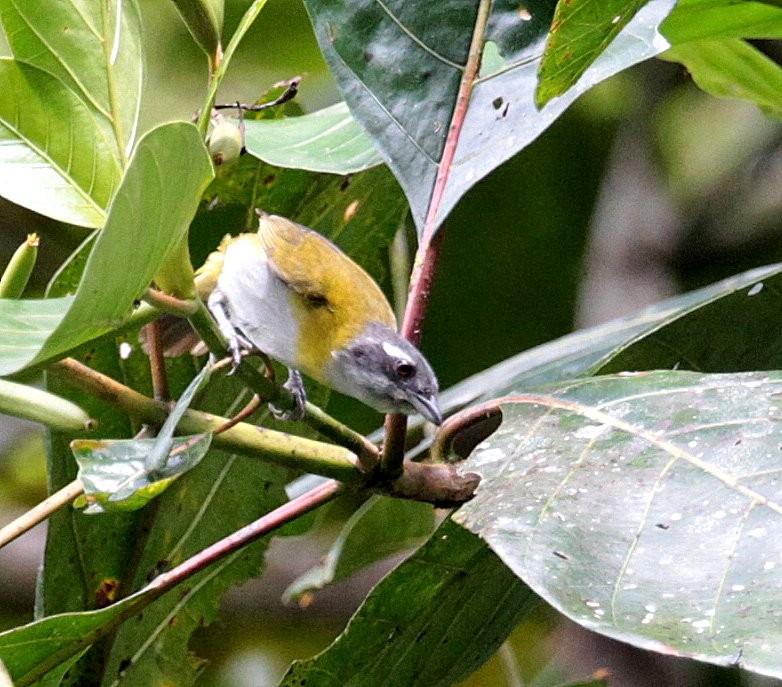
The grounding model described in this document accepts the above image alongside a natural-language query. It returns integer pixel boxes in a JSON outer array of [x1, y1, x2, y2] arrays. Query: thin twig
[[214, 77, 301, 112], [0, 480, 84, 549], [145, 320, 170, 402], [142, 288, 199, 316], [212, 395, 261, 436]]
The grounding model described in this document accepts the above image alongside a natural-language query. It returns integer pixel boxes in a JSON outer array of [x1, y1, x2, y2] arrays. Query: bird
[[172, 211, 442, 424]]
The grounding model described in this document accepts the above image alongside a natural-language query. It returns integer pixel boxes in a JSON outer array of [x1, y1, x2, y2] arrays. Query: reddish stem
[[380, 0, 491, 476]]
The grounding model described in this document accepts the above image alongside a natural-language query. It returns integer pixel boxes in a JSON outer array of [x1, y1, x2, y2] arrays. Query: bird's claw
[[270, 369, 307, 421]]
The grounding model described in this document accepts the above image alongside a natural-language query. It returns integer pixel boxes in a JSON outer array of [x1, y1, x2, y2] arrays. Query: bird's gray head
[[328, 322, 442, 424]]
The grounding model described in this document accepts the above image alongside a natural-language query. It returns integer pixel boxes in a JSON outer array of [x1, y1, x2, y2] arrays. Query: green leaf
[[302, 0, 674, 233], [662, 0, 782, 43], [595, 265, 782, 375], [662, 39, 782, 119], [38, 228, 154, 643], [281, 518, 539, 687], [438, 263, 782, 417], [0, 59, 122, 227], [536, 0, 653, 107], [243, 102, 383, 175], [284, 496, 436, 602], [0, 297, 73, 376], [0, 0, 144, 158], [0, 121, 213, 376], [454, 370, 782, 680], [0, 575, 171, 686], [170, 0, 224, 57], [99, 433, 289, 684]]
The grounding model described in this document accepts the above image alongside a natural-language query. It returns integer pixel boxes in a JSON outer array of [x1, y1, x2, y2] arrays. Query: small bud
[[0, 378, 94, 432], [0, 234, 39, 299]]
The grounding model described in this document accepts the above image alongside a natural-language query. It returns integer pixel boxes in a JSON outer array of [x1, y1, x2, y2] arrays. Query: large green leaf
[[0, 59, 122, 227], [302, 0, 675, 233], [98, 373, 289, 686], [454, 371, 782, 680], [0, 0, 144, 159], [0, 121, 213, 376], [281, 518, 539, 687], [536, 0, 652, 107], [438, 263, 782, 417], [0, 587, 154, 686], [243, 101, 382, 175]]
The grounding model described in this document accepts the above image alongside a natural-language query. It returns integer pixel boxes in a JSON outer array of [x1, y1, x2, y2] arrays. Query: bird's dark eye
[[395, 361, 415, 379], [303, 291, 329, 307]]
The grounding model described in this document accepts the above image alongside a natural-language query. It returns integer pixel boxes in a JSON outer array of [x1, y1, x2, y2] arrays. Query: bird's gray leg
[[270, 369, 307, 421], [207, 288, 243, 368]]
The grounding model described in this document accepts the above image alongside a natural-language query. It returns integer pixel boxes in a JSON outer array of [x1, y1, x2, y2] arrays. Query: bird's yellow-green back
[[256, 214, 396, 378]]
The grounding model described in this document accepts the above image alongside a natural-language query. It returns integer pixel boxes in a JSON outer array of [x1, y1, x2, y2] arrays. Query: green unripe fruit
[[208, 120, 243, 167]]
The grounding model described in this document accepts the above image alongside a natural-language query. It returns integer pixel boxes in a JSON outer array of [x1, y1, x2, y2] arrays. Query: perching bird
[[181, 212, 441, 424]]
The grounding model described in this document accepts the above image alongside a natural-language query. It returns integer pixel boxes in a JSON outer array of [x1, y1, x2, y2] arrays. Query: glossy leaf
[[0, 297, 73, 375], [0, 59, 122, 227], [0, 122, 213, 376], [302, 0, 675, 233], [438, 263, 782, 416], [243, 102, 383, 174], [0, 0, 144, 158], [536, 0, 651, 107], [73, 433, 212, 512], [281, 518, 539, 687], [595, 266, 782, 375], [662, 39, 782, 119], [73, 363, 213, 511], [284, 496, 435, 602], [455, 371, 782, 679]]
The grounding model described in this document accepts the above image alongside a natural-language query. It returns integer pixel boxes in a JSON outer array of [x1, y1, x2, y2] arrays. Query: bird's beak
[[409, 391, 443, 425]]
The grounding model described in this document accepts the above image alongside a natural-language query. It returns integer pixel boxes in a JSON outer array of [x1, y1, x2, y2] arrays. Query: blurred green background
[[2, 2, 782, 686]]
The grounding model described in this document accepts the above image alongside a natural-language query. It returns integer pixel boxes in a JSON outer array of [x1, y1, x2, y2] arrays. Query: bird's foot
[[270, 369, 307, 421]]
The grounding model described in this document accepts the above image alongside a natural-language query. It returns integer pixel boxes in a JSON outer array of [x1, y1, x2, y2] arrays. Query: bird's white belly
[[217, 239, 299, 369]]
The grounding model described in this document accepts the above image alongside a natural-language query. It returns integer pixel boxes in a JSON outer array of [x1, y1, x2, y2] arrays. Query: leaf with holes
[[454, 370, 782, 679], [302, 0, 675, 233]]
